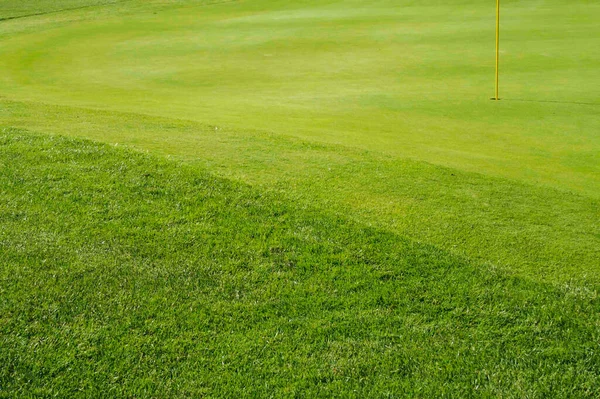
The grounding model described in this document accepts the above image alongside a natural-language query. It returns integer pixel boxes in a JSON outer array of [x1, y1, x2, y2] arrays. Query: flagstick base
[[490, 98, 501, 101]]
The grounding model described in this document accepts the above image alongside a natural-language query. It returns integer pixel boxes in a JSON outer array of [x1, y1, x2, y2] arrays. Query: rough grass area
[[1, 130, 599, 397]]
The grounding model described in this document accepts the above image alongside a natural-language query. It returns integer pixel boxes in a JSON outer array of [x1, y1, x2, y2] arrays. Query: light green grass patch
[[0, 0, 599, 195]]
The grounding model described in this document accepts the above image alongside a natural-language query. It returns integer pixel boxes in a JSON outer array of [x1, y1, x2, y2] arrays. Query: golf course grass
[[1, 0, 599, 396], [2, 129, 599, 397]]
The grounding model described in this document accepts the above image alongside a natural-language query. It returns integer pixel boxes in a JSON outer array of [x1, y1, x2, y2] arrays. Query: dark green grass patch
[[1, 129, 599, 397]]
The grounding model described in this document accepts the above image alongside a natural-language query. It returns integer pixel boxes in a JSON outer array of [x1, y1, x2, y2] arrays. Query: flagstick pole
[[493, 0, 500, 100]]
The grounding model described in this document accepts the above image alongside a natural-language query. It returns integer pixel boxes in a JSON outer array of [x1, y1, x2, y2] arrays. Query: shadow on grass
[[502, 98, 599, 106]]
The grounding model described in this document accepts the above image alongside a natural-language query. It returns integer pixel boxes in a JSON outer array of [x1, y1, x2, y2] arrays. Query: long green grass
[[1, 130, 599, 397]]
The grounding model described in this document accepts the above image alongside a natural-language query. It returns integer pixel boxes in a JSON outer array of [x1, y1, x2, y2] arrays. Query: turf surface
[[1, 0, 599, 396], [1, 130, 599, 397], [0, 0, 599, 195]]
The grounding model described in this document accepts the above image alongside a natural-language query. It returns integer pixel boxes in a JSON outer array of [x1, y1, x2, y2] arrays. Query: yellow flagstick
[[492, 0, 500, 100]]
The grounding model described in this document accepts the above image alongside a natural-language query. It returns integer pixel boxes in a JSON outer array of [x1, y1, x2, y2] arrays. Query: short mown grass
[[1, 129, 599, 397], [1, 0, 599, 196]]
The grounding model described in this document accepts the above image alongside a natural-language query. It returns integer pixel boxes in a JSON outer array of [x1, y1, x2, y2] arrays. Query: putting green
[[1, 0, 599, 196]]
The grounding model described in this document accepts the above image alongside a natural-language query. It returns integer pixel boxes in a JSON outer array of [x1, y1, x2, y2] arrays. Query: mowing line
[[0, 0, 133, 22]]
